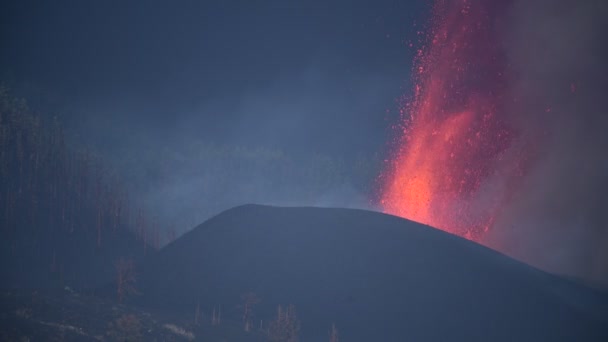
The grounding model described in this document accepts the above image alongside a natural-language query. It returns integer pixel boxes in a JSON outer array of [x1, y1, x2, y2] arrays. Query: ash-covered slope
[[139, 204, 608, 341]]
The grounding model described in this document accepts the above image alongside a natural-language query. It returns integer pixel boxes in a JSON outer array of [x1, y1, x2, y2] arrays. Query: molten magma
[[381, 0, 514, 241]]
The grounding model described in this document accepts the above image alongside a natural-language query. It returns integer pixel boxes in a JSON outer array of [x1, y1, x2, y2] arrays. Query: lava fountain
[[381, 0, 522, 241]]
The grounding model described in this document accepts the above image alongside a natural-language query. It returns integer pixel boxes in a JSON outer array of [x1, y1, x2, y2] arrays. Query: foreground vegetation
[[1, 288, 342, 342]]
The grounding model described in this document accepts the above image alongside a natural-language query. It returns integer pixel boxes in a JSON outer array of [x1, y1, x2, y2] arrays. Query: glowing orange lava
[[381, 0, 515, 241]]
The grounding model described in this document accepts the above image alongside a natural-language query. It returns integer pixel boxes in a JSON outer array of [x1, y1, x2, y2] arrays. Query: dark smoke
[[485, 0, 608, 286]]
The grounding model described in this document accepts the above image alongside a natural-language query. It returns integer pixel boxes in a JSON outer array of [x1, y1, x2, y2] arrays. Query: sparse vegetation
[[211, 305, 222, 326], [329, 323, 339, 342], [267, 304, 300, 342], [194, 300, 201, 325], [241, 291, 261, 332], [115, 257, 139, 303], [1, 290, 267, 341]]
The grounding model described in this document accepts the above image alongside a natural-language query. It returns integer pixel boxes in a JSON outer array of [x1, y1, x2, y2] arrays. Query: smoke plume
[[486, 0, 608, 286]]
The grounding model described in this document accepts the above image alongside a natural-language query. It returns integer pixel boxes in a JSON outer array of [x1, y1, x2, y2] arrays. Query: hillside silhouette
[[139, 204, 608, 341], [0, 88, 154, 290]]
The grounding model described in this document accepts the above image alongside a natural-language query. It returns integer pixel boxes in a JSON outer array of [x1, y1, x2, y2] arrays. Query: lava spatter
[[381, 0, 518, 241]]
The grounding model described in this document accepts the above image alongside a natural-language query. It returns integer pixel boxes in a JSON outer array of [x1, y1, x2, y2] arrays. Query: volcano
[[138, 204, 608, 341]]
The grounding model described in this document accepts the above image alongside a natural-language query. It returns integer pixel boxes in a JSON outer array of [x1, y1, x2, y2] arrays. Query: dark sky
[[1, 0, 428, 156], [3, 0, 608, 284]]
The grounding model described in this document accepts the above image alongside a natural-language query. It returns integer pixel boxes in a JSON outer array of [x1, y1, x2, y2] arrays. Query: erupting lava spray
[[381, 0, 524, 241], [380, 0, 608, 283]]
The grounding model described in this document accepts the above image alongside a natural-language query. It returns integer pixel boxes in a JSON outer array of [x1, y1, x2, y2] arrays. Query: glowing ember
[[381, 0, 516, 241]]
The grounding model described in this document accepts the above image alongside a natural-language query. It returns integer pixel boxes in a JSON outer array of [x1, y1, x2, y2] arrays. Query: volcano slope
[[138, 204, 608, 341]]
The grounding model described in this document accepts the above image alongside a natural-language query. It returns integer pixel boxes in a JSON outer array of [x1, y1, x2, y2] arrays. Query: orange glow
[[381, 0, 515, 241]]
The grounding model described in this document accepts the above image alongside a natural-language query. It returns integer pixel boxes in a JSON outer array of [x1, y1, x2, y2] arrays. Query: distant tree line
[[99, 138, 385, 237], [0, 87, 155, 289]]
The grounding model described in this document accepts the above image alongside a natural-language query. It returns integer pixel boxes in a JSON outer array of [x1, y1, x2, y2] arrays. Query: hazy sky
[[0, 0, 434, 233], [1, 0, 428, 157], [2, 0, 608, 284]]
